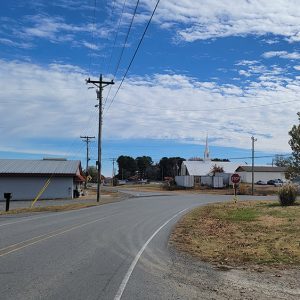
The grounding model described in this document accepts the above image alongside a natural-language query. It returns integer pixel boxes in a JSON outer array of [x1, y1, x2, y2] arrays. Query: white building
[[236, 166, 286, 183], [176, 136, 287, 187], [0, 158, 85, 200]]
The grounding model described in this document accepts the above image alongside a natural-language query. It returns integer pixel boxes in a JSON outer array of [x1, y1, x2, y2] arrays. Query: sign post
[[231, 174, 241, 202]]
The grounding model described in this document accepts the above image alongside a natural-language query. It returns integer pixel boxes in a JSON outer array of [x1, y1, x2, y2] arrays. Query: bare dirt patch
[[170, 200, 300, 269]]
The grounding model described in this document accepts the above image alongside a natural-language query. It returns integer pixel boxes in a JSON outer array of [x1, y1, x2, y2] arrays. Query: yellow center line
[[0, 227, 67, 253], [0, 215, 109, 258]]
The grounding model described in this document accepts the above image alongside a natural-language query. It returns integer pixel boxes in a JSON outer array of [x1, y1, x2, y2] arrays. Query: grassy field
[[117, 183, 280, 195], [170, 200, 300, 268]]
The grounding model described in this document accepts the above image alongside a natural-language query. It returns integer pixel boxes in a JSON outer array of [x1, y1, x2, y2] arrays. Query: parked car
[[256, 180, 267, 185], [267, 179, 283, 186], [267, 179, 275, 185], [274, 179, 283, 187]]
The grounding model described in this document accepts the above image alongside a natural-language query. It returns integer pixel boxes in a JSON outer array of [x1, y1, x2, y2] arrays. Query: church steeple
[[204, 134, 210, 161]]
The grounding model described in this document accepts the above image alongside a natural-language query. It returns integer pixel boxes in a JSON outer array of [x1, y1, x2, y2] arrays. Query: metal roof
[[182, 161, 242, 176], [0, 159, 81, 175], [236, 166, 287, 173]]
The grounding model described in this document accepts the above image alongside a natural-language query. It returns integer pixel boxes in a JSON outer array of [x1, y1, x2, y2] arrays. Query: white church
[[177, 136, 286, 187]]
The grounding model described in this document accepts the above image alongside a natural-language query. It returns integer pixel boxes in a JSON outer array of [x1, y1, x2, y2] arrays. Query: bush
[[238, 183, 248, 195], [278, 184, 297, 206]]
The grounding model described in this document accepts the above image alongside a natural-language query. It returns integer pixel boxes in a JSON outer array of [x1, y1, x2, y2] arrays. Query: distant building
[[0, 158, 85, 201], [180, 160, 241, 187], [176, 137, 287, 187], [236, 166, 286, 183]]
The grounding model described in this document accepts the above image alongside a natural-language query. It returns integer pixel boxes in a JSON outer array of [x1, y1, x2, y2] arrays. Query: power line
[[88, 0, 98, 77], [105, 0, 161, 114], [112, 0, 140, 78], [103, 0, 140, 108], [104, 0, 127, 77], [105, 98, 300, 113], [227, 153, 291, 160]]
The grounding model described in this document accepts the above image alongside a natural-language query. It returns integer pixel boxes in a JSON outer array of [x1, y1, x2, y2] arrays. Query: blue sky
[[0, 0, 300, 175]]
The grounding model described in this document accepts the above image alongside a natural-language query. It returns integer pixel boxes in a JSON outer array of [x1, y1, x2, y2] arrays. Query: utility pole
[[251, 136, 257, 196], [110, 158, 116, 186], [80, 136, 95, 188], [86, 74, 114, 202]]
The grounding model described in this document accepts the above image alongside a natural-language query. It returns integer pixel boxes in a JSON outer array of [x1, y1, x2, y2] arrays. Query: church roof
[[182, 161, 242, 176]]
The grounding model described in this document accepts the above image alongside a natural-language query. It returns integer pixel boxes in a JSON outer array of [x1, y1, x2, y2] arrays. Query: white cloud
[[0, 60, 298, 157], [1, 14, 111, 48], [137, 0, 300, 42], [0, 38, 32, 49], [104, 72, 299, 153], [294, 66, 300, 71], [0, 60, 97, 156], [236, 60, 259, 66], [262, 51, 300, 59]]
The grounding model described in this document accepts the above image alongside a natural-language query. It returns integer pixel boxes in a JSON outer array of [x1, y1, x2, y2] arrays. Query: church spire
[[204, 134, 210, 161]]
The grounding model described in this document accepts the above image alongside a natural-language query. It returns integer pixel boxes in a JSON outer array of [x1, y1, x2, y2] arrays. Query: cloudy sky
[[0, 0, 300, 175]]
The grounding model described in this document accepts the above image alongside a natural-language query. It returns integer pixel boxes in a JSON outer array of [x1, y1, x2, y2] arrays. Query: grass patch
[[170, 200, 300, 268]]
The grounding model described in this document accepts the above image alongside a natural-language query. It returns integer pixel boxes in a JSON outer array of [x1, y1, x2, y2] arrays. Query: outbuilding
[[179, 160, 242, 187], [0, 158, 85, 201], [235, 166, 286, 183]]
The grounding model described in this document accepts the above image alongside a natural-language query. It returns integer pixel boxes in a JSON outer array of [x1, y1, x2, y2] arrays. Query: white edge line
[[114, 208, 189, 300]]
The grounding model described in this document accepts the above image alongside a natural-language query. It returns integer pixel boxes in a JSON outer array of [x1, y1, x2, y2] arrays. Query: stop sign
[[231, 173, 241, 184]]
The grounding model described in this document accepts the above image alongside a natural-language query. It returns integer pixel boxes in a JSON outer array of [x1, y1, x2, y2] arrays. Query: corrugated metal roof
[[0, 159, 81, 175], [183, 161, 242, 176], [236, 166, 287, 172]]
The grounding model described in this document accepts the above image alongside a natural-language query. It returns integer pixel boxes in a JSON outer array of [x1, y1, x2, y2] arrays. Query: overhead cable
[[104, 0, 140, 108], [105, 0, 161, 114]]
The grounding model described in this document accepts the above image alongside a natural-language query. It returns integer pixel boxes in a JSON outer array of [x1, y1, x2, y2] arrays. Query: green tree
[[287, 112, 300, 179], [135, 156, 153, 178], [145, 164, 160, 180], [211, 164, 224, 175], [211, 158, 230, 162], [116, 156, 137, 179], [87, 166, 98, 183], [159, 157, 185, 179], [273, 154, 290, 167]]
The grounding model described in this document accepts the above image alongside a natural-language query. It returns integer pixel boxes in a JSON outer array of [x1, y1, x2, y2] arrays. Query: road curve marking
[[114, 208, 189, 300], [0, 215, 111, 258]]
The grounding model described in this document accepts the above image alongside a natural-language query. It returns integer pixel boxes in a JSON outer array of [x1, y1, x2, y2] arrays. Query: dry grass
[[0, 189, 123, 215], [0, 202, 98, 215], [170, 200, 300, 268], [116, 183, 279, 195]]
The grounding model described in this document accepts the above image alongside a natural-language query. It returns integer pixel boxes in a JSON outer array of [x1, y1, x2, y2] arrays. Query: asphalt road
[[1, 191, 297, 300]]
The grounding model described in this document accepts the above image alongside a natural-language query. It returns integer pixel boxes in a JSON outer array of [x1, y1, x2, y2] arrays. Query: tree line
[[116, 156, 185, 181], [86, 156, 231, 182]]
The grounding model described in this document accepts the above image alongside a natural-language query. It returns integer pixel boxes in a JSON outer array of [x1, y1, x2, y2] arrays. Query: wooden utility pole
[[251, 136, 257, 195], [110, 158, 116, 186], [86, 75, 114, 202], [80, 135, 95, 188]]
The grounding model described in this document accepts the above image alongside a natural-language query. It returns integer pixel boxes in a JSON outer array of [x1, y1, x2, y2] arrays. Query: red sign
[[231, 173, 241, 184]]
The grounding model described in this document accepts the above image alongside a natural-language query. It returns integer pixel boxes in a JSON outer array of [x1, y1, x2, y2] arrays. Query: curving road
[[1, 191, 297, 300]]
